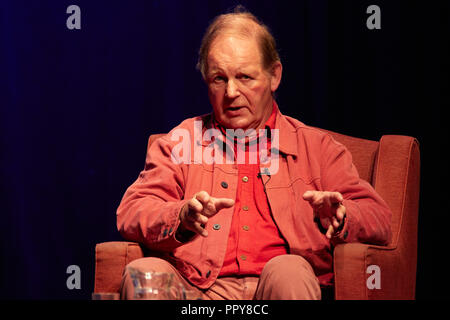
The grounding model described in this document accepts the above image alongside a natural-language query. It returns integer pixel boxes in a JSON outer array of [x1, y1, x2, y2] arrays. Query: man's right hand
[[178, 191, 235, 237]]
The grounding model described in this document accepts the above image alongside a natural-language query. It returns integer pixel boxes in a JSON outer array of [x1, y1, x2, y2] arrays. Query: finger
[[323, 193, 333, 209], [320, 217, 330, 228], [194, 191, 211, 205], [198, 200, 214, 216], [335, 204, 346, 221], [197, 213, 209, 225], [312, 197, 324, 210], [201, 197, 235, 217], [189, 221, 208, 237], [331, 216, 340, 229], [329, 191, 344, 204], [214, 198, 235, 211], [302, 190, 316, 201], [326, 225, 334, 239], [305, 191, 324, 209], [188, 212, 208, 225], [187, 198, 203, 215]]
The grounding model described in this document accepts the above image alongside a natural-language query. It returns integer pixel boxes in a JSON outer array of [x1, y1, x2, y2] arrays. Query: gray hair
[[197, 6, 280, 79]]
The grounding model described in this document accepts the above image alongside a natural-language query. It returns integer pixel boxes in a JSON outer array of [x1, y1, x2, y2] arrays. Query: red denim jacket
[[116, 108, 392, 288]]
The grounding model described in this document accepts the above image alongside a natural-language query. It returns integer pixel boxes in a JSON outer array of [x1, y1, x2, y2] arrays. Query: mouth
[[226, 106, 245, 112], [224, 106, 245, 117]]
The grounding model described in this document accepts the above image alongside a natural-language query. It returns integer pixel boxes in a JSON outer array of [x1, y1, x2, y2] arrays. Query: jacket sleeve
[[116, 135, 189, 252], [320, 134, 392, 246]]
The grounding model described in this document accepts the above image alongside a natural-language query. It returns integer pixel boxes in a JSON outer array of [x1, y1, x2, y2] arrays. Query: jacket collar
[[274, 107, 298, 156]]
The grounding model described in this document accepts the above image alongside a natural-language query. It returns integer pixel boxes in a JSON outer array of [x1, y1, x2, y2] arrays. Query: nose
[[225, 80, 240, 99]]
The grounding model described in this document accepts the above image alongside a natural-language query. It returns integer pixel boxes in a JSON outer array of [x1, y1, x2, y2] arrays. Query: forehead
[[207, 35, 262, 71]]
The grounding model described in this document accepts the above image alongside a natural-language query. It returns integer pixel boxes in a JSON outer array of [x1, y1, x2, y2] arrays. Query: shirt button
[[242, 206, 249, 211], [242, 176, 249, 182], [242, 225, 250, 231], [213, 224, 221, 230], [221, 181, 228, 189], [240, 255, 247, 261]]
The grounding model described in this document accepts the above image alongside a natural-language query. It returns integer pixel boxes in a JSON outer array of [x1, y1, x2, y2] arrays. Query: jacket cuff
[[148, 199, 190, 251]]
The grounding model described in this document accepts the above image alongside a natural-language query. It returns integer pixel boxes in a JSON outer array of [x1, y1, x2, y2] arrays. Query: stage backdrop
[[0, 0, 448, 299]]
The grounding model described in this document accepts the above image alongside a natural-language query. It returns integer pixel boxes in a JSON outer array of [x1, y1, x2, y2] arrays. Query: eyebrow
[[208, 69, 222, 75], [207, 66, 225, 75], [208, 66, 257, 77]]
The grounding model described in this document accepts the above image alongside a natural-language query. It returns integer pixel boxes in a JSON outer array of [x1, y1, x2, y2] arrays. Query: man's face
[[206, 35, 282, 130]]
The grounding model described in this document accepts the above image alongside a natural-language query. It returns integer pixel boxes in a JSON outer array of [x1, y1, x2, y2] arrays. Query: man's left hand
[[303, 191, 346, 239]]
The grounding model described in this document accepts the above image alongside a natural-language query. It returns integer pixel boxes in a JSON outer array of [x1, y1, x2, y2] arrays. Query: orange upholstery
[[94, 242, 144, 294], [333, 134, 420, 299], [94, 130, 420, 300]]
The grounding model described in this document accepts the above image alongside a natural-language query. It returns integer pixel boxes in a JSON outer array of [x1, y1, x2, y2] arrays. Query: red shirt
[[218, 102, 289, 276]]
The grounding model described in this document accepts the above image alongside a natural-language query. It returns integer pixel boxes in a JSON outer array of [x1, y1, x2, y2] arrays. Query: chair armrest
[[94, 241, 144, 294], [333, 242, 414, 300]]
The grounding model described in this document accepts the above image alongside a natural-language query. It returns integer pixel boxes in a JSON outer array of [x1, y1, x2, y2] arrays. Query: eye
[[213, 75, 226, 83], [238, 74, 251, 80]]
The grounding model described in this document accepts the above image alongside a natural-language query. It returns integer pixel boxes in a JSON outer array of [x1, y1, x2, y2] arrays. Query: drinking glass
[[127, 267, 181, 300]]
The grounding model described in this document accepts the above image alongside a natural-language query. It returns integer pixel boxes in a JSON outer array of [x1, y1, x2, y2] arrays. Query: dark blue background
[[1, 0, 448, 299]]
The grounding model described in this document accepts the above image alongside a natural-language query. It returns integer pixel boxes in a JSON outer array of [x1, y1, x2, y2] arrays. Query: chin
[[223, 119, 251, 130]]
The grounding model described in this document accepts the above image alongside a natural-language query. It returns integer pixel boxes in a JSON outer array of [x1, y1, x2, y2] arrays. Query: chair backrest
[[321, 130, 420, 249], [321, 129, 380, 184]]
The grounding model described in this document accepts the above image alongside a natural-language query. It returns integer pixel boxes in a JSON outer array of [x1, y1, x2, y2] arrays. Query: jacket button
[[221, 181, 228, 189], [343, 231, 348, 239], [242, 225, 250, 231], [213, 224, 221, 230], [242, 176, 249, 182], [206, 270, 211, 278]]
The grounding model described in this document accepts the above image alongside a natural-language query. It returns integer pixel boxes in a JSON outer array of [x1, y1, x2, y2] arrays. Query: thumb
[[302, 190, 316, 201]]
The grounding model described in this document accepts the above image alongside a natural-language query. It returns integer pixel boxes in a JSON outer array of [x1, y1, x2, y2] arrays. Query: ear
[[269, 61, 283, 92]]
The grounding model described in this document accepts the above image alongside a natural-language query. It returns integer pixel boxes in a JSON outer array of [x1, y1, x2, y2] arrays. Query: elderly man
[[117, 9, 391, 300]]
